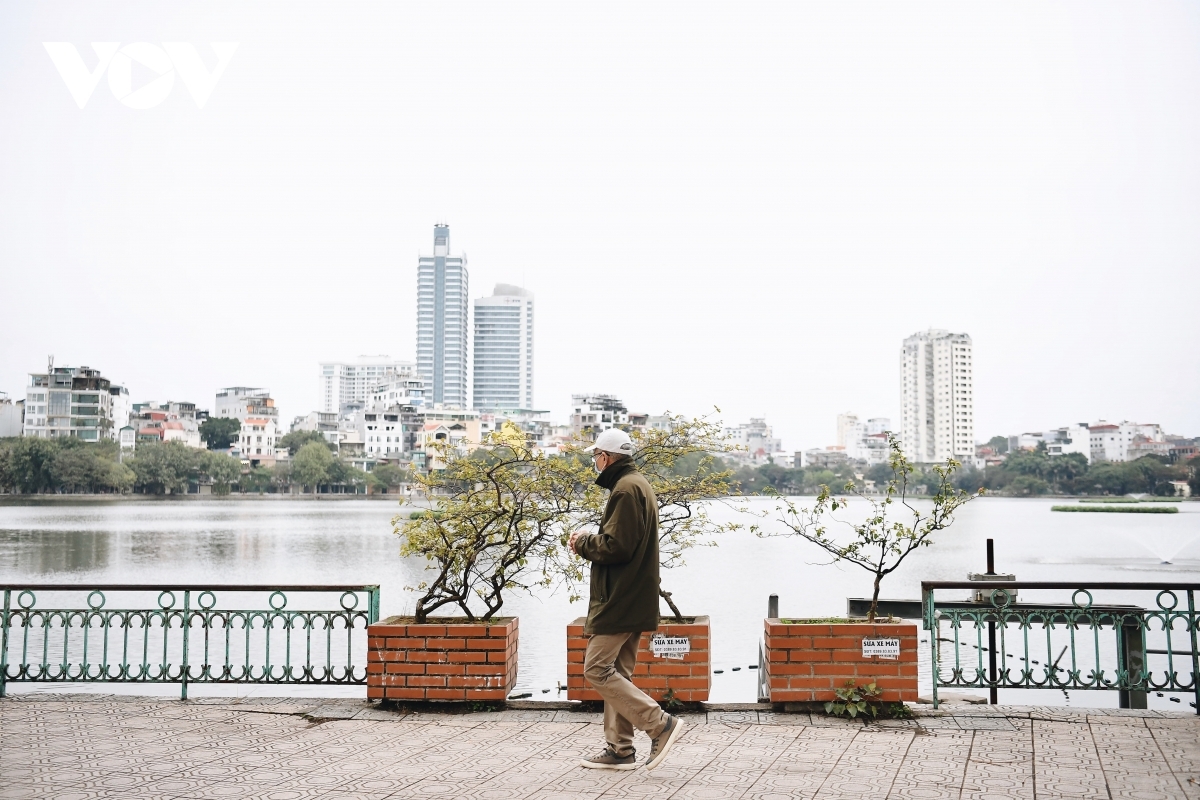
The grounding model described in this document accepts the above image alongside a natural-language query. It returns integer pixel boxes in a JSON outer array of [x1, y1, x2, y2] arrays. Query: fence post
[[1, 589, 10, 698], [1117, 618, 1147, 710], [923, 584, 938, 710], [181, 590, 190, 701], [1189, 590, 1199, 716], [368, 586, 380, 625]]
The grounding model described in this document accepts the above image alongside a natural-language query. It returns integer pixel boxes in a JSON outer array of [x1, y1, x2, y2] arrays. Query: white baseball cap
[[584, 428, 635, 455]]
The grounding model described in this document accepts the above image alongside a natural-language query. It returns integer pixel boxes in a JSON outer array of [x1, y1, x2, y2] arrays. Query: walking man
[[568, 428, 684, 772]]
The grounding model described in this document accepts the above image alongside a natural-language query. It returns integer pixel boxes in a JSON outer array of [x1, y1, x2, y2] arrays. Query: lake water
[[2, 496, 1198, 709]]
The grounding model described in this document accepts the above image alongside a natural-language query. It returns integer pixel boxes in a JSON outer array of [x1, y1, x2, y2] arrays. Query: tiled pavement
[[2, 696, 1199, 799]]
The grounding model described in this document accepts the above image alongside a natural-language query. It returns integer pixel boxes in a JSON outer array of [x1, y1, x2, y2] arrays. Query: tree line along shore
[[1, 433, 1196, 498]]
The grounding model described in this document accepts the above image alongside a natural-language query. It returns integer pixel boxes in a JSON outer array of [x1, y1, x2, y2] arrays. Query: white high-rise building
[[899, 329, 974, 463], [473, 284, 534, 411], [319, 356, 414, 414], [416, 223, 469, 409]]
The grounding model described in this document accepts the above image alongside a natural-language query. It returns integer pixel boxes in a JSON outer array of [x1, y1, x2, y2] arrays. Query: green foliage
[[1007, 475, 1049, 496], [980, 449, 1186, 497], [1052, 505, 1178, 513], [204, 451, 244, 495], [278, 430, 334, 456], [292, 441, 335, 491], [825, 680, 881, 718], [660, 687, 686, 712], [369, 463, 409, 491], [50, 443, 135, 494], [758, 434, 981, 621], [333, 461, 368, 493], [272, 461, 293, 492], [199, 417, 241, 450], [985, 435, 1009, 454], [2, 437, 59, 493], [242, 466, 274, 494], [126, 441, 202, 494]]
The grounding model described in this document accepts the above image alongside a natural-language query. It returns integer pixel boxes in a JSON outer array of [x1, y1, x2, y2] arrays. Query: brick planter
[[763, 619, 917, 704], [567, 616, 710, 702], [367, 616, 518, 702]]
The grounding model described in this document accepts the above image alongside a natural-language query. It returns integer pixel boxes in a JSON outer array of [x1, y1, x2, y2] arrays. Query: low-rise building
[[291, 411, 340, 446], [1127, 435, 1172, 461], [1089, 421, 1165, 463], [1168, 441, 1199, 463], [215, 387, 279, 423], [130, 401, 204, 449], [570, 394, 628, 437], [0, 392, 23, 437], [804, 447, 850, 469], [1012, 424, 1091, 461], [836, 414, 892, 464], [725, 418, 782, 465], [238, 417, 278, 466], [22, 363, 130, 442]]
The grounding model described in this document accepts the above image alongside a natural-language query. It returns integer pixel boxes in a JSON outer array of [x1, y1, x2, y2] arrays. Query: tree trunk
[[868, 574, 882, 623], [660, 588, 684, 623]]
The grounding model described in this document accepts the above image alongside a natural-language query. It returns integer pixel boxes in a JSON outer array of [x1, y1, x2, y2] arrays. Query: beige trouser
[[584, 631, 668, 756]]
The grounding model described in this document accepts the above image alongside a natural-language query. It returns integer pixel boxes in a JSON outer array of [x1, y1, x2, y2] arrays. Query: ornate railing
[[0, 584, 380, 699], [922, 582, 1200, 714]]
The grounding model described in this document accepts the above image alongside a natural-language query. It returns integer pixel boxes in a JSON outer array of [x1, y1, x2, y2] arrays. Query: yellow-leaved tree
[[394, 431, 599, 623]]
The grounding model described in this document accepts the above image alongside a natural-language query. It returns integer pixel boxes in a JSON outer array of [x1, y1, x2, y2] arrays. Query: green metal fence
[[922, 581, 1200, 713], [0, 584, 380, 699]]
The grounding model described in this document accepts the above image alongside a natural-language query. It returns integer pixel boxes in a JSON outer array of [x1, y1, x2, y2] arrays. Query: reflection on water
[[1, 496, 1198, 708], [3, 529, 113, 574]]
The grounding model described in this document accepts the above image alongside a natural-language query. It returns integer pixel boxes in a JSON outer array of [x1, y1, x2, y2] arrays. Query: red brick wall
[[366, 617, 518, 701], [764, 620, 917, 703], [567, 616, 710, 702]]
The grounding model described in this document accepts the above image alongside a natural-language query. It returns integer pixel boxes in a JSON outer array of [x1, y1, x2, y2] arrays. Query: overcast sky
[[1, 2, 1198, 452]]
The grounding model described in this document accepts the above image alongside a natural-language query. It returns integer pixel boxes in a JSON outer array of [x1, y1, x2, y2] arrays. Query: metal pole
[[1189, 590, 1199, 716], [0, 589, 10, 698], [181, 590, 189, 701], [768, 594, 779, 619], [924, 585, 939, 710], [987, 539, 997, 705]]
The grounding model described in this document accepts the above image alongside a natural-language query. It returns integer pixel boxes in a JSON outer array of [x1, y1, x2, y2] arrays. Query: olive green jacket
[[573, 460, 660, 635]]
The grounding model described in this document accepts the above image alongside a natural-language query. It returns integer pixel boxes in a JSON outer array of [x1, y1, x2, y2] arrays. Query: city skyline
[[1, 5, 1198, 451]]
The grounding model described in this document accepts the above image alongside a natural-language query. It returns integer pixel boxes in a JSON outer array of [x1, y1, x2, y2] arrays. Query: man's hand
[[568, 531, 584, 555]]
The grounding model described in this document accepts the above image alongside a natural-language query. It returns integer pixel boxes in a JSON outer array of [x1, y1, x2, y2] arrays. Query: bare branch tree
[[755, 434, 983, 621]]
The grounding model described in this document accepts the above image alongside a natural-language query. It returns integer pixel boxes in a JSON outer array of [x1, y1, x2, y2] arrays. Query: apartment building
[[23, 364, 130, 442], [215, 387, 279, 422], [473, 284, 535, 411], [319, 357, 414, 414], [900, 329, 974, 463]]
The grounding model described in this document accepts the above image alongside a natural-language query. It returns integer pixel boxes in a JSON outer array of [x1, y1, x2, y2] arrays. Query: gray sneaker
[[644, 715, 685, 771], [580, 747, 638, 770]]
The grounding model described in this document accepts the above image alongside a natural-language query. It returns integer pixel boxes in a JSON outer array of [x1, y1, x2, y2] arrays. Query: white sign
[[650, 634, 690, 660], [862, 638, 900, 660]]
